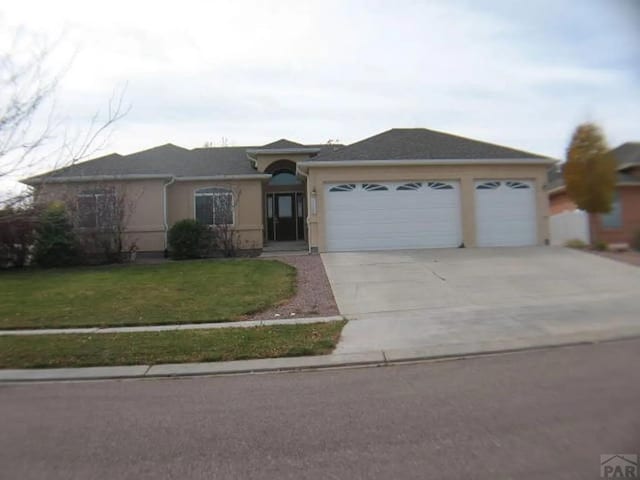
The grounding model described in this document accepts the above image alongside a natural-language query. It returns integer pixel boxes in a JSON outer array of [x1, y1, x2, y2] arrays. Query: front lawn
[[0, 259, 296, 329], [0, 321, 346, 369]]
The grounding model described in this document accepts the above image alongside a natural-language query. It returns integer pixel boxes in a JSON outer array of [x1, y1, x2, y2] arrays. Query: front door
[[266, 193, 305, 241], [275, 193, 296, 241]]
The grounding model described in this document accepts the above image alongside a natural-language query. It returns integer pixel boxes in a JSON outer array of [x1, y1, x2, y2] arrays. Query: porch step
[[260, 250, 310, 258], [262, 241, 308, 253]]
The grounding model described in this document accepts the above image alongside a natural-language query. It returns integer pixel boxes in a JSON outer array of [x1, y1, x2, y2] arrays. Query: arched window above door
[[268, 169, 302, 186]]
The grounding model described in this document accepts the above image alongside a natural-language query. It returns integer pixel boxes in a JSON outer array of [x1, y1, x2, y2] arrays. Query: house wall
[[166, 179, 264, 250], [549, 190, 577, 214], [590, 185, 640, 245], [305, 163, 550, 252], [34, 180, 166, 252]]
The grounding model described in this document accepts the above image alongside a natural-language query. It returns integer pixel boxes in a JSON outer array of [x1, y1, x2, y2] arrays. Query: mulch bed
[[247, 255, 339, 320]]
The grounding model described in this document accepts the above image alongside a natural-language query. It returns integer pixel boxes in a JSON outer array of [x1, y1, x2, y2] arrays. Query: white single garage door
[[475, 180, 537, 247], [325, 181, 462, 251]]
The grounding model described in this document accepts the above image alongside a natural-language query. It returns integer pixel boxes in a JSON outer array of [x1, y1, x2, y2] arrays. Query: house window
[[505, 181, 530, 189], [601, 192, 622, 229], [362, 183, 388, 191], [268, 170, 302, 186], [427, 182, 454, 190], [195, 188, 234, 226], [476, 181, 501, 190], [329, 184, 356, 192], [77, 188, 117, 228], [397, 182, 422, 191]]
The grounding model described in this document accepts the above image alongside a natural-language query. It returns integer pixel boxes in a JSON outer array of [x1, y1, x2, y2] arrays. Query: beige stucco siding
[[166, 179, 264, 250], [34, 180, 166, 252], [253, 153, 313, 173], [305, 164, 550, 252]]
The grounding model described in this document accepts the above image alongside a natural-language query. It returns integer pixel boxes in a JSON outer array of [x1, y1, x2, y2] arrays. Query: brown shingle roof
[[309, 128, 550, 162]]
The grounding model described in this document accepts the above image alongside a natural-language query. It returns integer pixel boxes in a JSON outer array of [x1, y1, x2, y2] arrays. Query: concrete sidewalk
[[0, 315, 344, 336], [2, 326, 638, 383]]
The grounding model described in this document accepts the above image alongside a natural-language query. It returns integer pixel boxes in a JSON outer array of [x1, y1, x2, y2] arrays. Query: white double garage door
[[325, 180, 537, 251]]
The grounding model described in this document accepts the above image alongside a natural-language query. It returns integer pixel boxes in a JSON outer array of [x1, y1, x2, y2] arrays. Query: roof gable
[[261, 139, 305, 149]]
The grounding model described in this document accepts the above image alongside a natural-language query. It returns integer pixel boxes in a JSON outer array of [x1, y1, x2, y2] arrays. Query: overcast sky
[[1, 0, 639, 193]]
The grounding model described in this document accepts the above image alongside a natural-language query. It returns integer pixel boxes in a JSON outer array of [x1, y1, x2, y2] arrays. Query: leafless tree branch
[[0, 30, 130, 207]]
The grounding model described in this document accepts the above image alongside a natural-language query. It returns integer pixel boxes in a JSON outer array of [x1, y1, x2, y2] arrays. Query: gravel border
[[246, 255, 339, 321]]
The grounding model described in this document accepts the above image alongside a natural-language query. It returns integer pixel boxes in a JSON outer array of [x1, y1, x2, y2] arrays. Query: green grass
[[0, 259, 296, 329], [0, 321, 346, 369]]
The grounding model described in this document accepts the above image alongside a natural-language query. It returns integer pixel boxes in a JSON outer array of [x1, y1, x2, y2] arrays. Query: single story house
[[548, 142, 640, 245], [23, 128, 555, 253]]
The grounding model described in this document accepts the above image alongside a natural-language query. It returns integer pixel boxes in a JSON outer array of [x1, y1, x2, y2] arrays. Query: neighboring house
[[23, 128, 554, 253], [548, 142, 640, 245]]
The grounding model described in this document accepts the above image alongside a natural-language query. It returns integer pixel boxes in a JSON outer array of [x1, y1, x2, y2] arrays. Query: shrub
[[0, 207, 38, 268], [168, 219, 205, 259], [77, 230, 123, 264], [33, 203, 81, 267], [593, 240, 608, 251], [564, 238, 587, 249]]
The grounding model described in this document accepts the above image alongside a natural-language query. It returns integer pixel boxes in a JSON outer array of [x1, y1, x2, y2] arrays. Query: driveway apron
[[321, 247, 640, 353]]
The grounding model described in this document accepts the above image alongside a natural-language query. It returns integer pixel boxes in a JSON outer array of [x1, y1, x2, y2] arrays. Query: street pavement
[[1, 337, 639, 479]]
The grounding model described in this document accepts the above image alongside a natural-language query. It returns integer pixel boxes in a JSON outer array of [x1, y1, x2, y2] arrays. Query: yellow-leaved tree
[[564, 123, 616, 213]]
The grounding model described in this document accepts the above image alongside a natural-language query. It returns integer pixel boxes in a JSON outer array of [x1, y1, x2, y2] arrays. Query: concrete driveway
[[321, 247, 640, 355]]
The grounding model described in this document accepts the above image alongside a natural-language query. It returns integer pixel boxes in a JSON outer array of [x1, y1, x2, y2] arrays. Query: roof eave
[[22, 174, 172, 186], [298, 157, 557, 171], [174, 174, 271, 181], [546, 180, 640, 195], [23, 173, 273, 185], [617, 162, 640, 171]]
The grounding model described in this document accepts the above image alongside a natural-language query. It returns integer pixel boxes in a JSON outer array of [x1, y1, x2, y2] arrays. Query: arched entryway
[[264, 160, 306, 242]]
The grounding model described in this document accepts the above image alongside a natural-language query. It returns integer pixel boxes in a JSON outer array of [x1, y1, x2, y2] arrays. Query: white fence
[[549, 210, 590, 246]]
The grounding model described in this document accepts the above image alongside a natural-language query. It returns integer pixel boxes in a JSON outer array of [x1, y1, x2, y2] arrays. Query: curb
[[0, 315, 345, 336], [1, 330, 639, 383]]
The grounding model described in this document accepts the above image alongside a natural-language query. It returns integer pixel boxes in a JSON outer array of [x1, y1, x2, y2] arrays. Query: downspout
[[296, 164, 312, 254], [163, 176, 176, 253], [246, 152, 258, 169]]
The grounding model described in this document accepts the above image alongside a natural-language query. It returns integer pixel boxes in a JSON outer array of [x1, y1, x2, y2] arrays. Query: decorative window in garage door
[[476, 181, 501, 190], [362, 183, 388, 191], [396, 182, 455, 191], [505, 181, 530, 189], [396, 182, 422, 191], [427, 182, 454, 190], [329, 184, 357, 192]]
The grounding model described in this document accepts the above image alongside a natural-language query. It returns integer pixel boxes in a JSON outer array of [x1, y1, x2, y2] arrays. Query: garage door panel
[[327, 204, 460, 223], [325, 182, 462, 251], [475, 180, 537, 247]]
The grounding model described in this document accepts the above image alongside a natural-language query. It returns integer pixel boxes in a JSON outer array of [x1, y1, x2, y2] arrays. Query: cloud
[[1, 0, 639, 196]]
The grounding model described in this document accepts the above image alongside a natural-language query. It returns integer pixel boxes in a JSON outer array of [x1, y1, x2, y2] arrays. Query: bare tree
[[211, 218, 240, 257], [60, 182, 141, 263], [201, 184, 241, 257], [0, 31, 129, 207], [203, 136, 231, 148]]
